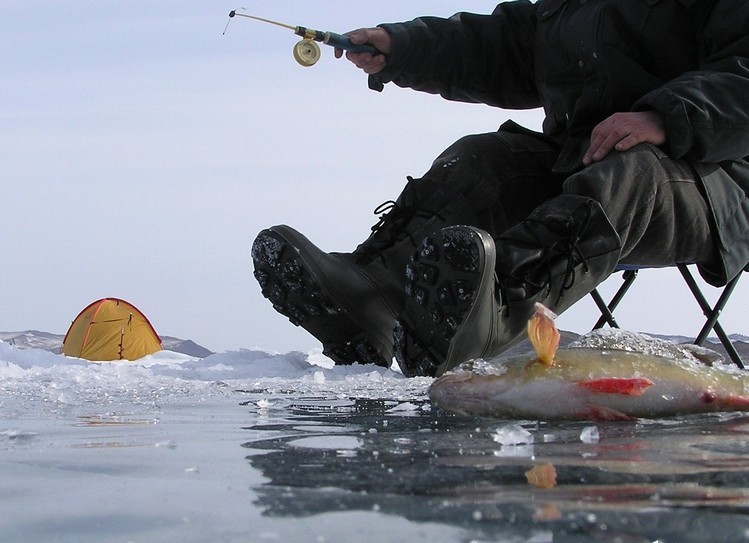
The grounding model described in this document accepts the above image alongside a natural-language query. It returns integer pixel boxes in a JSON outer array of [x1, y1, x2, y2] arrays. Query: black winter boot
[[394, 195, 621, 377], [251, 178, 478, 367]]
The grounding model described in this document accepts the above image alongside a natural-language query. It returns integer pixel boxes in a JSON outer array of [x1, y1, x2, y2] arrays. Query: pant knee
[[562, 145, 663, 210]]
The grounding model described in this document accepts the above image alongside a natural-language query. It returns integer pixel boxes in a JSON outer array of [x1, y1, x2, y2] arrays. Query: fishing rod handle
[[323, 32, 380, 55]]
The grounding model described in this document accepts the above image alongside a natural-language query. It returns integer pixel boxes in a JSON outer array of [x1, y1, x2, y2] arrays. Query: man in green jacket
[[252, 0, 749, 377]]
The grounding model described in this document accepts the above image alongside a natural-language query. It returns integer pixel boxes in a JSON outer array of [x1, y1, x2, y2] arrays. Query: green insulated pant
[[413, 129, 717, 271]]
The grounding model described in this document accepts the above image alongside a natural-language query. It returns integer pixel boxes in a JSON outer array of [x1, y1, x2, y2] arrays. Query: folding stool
[[589, 263, 745, 369]]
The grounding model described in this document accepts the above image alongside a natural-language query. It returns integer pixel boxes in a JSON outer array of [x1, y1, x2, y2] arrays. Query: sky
[[2, 1, 747, 355]]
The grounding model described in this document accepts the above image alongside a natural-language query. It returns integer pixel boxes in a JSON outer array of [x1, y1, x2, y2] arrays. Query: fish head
[[428, 355, 560, 416], [428, 358, 523, 416]]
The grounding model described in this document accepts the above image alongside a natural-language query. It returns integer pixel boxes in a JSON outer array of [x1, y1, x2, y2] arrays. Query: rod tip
[[229, 10, 236, 18]]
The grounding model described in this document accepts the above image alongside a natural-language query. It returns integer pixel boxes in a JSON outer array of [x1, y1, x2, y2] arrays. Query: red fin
[[577, 378, 655, 396], [718, 394, 749, 409]]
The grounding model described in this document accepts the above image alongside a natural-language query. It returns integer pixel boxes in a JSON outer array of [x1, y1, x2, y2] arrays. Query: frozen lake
[[2, 342, 749, 542]]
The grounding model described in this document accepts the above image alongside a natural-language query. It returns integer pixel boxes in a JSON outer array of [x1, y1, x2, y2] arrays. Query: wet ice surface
[[2, 341, 749, 542]]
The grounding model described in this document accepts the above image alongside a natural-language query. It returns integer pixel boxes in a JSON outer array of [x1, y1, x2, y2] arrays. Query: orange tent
[[62, 298, 162, 361]]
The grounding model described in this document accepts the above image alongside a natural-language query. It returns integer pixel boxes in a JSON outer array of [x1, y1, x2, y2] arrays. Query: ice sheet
[[3, 342, 749, 543]]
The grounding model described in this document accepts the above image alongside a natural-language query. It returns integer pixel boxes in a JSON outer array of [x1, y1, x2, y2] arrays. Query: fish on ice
[[428, 303, 749, 421]]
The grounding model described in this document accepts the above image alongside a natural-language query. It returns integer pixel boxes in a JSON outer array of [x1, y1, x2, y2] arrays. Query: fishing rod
[[224, 10, 380, 67]]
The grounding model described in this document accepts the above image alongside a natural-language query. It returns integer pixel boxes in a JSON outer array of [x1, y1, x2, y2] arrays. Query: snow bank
[[0, 340, 432, 416]]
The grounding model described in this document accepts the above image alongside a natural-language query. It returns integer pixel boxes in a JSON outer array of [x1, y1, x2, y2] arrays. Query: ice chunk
[[492, 424, 534, 445], [387, 402, 420, 413], [580, 425, 600, 444], [569, 328, 724, 366]]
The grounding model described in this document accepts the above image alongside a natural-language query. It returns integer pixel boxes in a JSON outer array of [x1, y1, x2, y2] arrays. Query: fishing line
[[222, 8, 380, 67]]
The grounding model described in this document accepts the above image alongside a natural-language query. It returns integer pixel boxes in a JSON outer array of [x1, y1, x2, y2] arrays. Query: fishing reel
[[225, 10, 379, 68], [292, 39, 321, 67]]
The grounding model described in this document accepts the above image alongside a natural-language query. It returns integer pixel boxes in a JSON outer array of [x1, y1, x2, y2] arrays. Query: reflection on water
[[241, 396, 749, 542], [74, 415, 160, 427]]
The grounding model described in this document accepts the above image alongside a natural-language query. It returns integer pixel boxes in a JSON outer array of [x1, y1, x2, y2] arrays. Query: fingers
[[334, 27, 391, 74], [612, 133, 647, 153], [345, 51, 387, 74], [583, 111, 666, 166], [335, 46, 385, 73], [583, 118, 628, 165], [348, 28, 392, 54]]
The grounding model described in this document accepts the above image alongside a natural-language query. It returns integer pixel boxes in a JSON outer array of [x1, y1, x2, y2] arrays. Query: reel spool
[[293, 39, 321, 67]]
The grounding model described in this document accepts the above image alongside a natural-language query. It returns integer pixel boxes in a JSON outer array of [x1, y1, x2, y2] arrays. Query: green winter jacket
[[371, 0, 749, 286]]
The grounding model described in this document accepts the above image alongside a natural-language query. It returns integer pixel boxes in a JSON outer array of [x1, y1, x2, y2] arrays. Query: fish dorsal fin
[[528, 303, 560, 366]]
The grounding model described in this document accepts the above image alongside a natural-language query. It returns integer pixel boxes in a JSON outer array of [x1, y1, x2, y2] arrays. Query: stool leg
[[677, 264, 744, 369], [592, 270, 638, 329]]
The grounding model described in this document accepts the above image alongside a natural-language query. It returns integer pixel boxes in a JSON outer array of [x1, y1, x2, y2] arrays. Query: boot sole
[[252, 228, 392, 367], [394, 227, 495, 377]]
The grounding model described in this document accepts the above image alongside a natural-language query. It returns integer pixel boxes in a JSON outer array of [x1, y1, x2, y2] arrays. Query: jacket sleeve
[[634, 0, 749, 163], [370, 1, 540, 110]]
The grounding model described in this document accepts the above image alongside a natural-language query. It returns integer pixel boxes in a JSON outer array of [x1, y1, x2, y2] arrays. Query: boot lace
[[498, 212, 591, 307], [354, 178, 445, 265]]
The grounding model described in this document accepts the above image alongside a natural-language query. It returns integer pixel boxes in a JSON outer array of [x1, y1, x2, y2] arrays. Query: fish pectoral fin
[[577, 405, 637, 422], [577, 377, 655, 396], [717, 394, 749, 409]]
